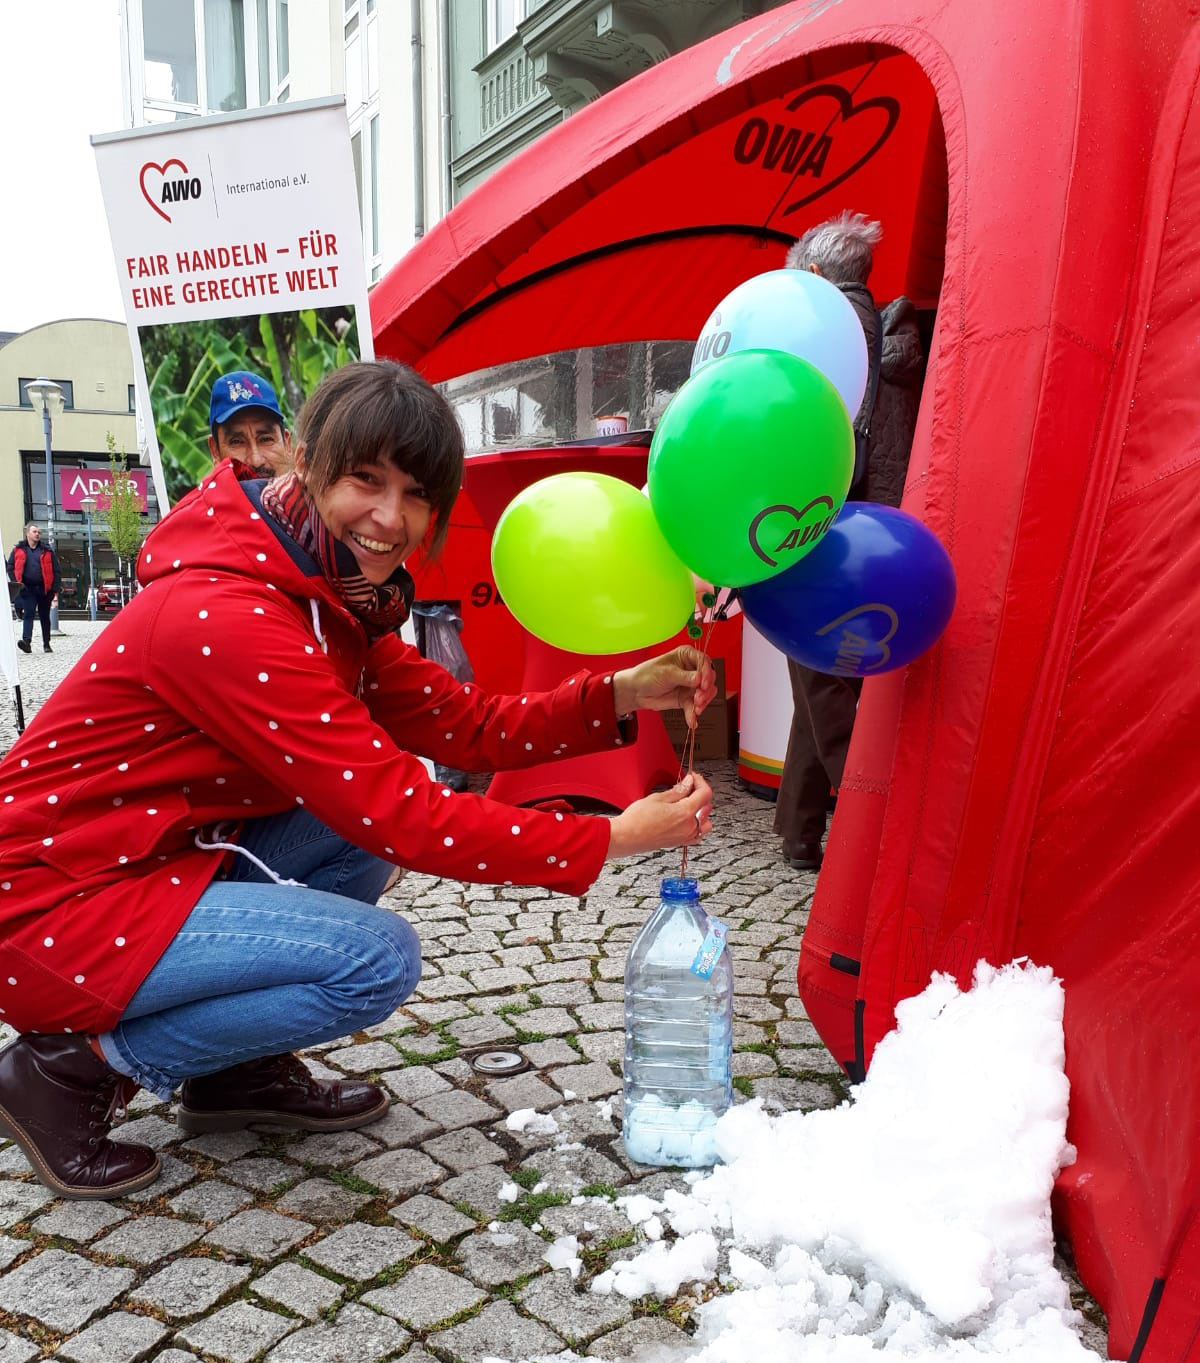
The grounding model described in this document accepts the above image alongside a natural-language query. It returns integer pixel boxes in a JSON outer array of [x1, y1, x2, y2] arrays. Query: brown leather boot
[[0, 1035, 160, 1199], [176, 1052, 388, 1134]]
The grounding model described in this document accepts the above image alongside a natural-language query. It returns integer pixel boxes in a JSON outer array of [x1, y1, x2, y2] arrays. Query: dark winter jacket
[[0, 461, 632, 1035], [7, 542, 59, 597], [867, 298, 925, 508]]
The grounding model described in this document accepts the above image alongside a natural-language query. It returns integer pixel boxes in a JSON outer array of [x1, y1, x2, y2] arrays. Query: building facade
[[1, 321, 154, 615]]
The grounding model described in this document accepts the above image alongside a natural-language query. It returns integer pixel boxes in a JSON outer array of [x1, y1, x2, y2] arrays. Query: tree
[[101, 433, 146, 604]]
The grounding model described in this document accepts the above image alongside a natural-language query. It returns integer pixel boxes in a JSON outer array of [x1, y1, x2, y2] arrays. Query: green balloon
[[648, 349, 853, 587], [491, 471, 696, 654]]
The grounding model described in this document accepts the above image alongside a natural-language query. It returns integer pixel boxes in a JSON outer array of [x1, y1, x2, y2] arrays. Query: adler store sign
[[59, 468, 149, 514]]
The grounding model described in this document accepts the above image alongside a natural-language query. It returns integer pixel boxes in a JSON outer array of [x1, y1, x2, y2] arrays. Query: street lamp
[[80, 495, 98, 622], [24, 378, 65, 633]]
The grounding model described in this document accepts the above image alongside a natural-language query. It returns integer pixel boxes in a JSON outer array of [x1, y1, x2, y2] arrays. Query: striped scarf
[[260, 471, 413, 641]]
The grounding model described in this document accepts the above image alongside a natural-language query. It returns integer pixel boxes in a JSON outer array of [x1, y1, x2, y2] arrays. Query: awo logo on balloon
[[816, 603, 900, 674], [747, 496, 838, 568], [139, 158, 203, 223]]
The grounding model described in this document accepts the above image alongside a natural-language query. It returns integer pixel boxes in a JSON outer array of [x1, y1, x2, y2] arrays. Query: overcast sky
[[0, 1, 127, 334]]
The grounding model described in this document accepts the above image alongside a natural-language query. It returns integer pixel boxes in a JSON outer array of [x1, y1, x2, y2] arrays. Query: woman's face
[[298, 449, 433, 584]]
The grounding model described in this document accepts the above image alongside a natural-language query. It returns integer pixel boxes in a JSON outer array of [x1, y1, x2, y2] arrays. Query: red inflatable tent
[[372, 3, 1200, 1358]]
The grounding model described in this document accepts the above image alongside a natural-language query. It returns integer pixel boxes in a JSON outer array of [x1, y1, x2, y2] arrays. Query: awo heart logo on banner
[[732, 82, 900, 219], [139, 158, 203, 223]]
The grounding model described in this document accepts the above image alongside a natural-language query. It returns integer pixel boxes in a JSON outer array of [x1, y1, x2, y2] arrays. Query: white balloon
[[691, 269, 869, 418]]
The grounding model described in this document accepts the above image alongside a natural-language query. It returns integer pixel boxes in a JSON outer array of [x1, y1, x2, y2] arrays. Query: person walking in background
[[208, 370, 294, 476], [774, 212, 924, 871], [6, 523, 61, 654]]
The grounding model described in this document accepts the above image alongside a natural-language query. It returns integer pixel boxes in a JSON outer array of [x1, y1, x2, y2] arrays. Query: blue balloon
[[738, 503, 956, 676]]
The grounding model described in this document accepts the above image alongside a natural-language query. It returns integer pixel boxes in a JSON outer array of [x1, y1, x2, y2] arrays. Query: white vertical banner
[[92, 97, 373, 510]]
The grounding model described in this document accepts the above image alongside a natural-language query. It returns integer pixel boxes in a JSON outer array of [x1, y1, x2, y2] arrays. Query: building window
[[19, 379, 75, 411], [345, 0, 381, 281], [128, 384, 138, 413], [487, 0, 528, 51], [133, 0, 289, 124]]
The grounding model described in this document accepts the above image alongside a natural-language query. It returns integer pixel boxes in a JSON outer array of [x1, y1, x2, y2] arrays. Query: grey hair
[[785, 211, 883, 285], [24, 523, 39, 535]]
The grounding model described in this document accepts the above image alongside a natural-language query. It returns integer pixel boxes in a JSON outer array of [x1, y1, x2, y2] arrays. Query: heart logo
[[779, 83, 900, 218], [816, 602, 901, 672], [748, 495, 837, 567], [139, 158, 190, 223]]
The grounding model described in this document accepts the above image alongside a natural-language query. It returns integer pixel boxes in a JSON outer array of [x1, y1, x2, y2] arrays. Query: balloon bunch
[[492, 269, 954, 672]]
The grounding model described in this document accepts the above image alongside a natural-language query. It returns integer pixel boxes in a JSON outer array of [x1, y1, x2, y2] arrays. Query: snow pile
[[592, 961, 1106, 1361], [506, 1108, 560, 1136], [544, 1233, 583, 1279]]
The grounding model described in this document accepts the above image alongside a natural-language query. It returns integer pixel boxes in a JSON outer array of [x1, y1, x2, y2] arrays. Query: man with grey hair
[[774, 211, 884, 872]]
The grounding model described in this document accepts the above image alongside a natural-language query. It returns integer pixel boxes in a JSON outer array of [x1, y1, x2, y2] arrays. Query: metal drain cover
[[468, 1048, 530, 1077]]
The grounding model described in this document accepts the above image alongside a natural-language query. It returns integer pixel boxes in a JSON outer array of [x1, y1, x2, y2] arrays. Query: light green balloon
[[648, 348, 853, 587], [491, 471, 695, 654]]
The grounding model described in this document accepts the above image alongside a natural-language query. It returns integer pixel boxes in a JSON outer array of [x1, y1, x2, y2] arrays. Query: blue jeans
[[98, 811, 417, 1099]]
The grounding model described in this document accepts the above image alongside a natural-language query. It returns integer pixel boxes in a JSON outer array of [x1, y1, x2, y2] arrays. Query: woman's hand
[[606, 773, 714, 859], [612, 647, 718, 729]]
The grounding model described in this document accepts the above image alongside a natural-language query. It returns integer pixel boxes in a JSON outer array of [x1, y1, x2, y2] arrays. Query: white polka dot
[[72, 762, 82, 770], [250, 511, 261, 520], [254, 607, 265, 615], [521, 696, 528, 705], [504, 880, 513, 886], [615, 739, 623, 746], [216, 777, 226, 785], [285, 755, 294, 764], [173, 559, 181, 568], [43, 937, 53, 948], [372, 739, 382, 749], [464, 685, 471, 695], [144, 723, 155, 732], [119, 856, 128, 864], [305, 646, 314, 654], [320, 713, 331, 723], [592, 719, 601, 728], [363, 817, 372, 826], [441, 788, 451, 798], [256, 553, 267, 562], [115, 936, 126, 947], [147, 807, 158, 816], [2, 797, 10, 804], [113, 798, 123, 806], [444, 732, 453, 741], [0, 883, 9, 891], [269, 721, 279, 730], [42, 837, 53, 847], [343, 770, 354, 781], [243, 799, 253, 806], [116, 644, 125, 654], [385, 846, 394, 855], [6, 978, 15, 986], [171, 876, 180, 885], [555, 812, 564, 822], [47, 795, 58, 805], [202, 646, 211, 656], [432, 707, 441, 717], [146, 552, 153, 561], [568, 678, 576, 686], [74, 974, 85, 984], [443, 836, 454, 847], [547, 856, 557, 864], [198, 610, 208, 619], [89, 663, 97, 672], [500, 731, 507, 740], [118, 762, 128, 771], [257, 672, 269, 683], [84, 718, 94, 726], [296, 796, 304, 805], [48, 740, 56, 749], [19, 760, 28, 768], [511, 825, 521, 836], [478, 863, 487, 871], [404, 787, 414, 797], [423, 685, 432, 695], [525, 742, 533, 751], [267, 583, 277, 591], [207, 507, 215, 517], [560, 860, 568, 869], [604, 675, 612, 684]]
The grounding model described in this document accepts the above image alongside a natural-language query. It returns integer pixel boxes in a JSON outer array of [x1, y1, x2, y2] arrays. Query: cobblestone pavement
[[0, 619, 1107, 1361]]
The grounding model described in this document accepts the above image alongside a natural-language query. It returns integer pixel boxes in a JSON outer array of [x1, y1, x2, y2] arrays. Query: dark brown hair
[[296, 361, 464, 556]]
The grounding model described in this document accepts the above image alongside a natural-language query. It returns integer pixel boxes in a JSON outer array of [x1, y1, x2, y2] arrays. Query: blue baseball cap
[[209, 371, 284, 430]]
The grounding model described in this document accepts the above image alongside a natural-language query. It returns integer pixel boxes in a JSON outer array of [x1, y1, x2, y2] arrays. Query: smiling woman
[[0, 359, 717, 1202]]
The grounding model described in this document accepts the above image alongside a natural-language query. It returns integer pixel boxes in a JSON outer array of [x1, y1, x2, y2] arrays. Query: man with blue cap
[[208, 371, 293, 476]]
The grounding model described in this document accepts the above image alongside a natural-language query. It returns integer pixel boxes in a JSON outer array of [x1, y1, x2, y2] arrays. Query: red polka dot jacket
[[0, 463, 633, 1034]]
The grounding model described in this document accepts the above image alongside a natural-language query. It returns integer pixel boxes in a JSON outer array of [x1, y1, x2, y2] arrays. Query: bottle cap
[[661, 876, 700, 900]]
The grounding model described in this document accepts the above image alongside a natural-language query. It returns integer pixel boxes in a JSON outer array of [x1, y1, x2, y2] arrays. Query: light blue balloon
[[691, 269, 869, 418]]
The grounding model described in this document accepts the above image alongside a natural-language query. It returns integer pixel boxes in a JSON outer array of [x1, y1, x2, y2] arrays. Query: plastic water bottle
[[622, 877, 733, 1167]]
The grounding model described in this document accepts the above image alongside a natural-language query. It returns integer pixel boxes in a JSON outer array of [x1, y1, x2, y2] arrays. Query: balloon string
[[678, 603, 721, 880]]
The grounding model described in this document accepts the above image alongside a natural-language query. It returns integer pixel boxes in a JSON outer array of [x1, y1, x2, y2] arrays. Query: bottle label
[[690, 919, 728, 979]]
